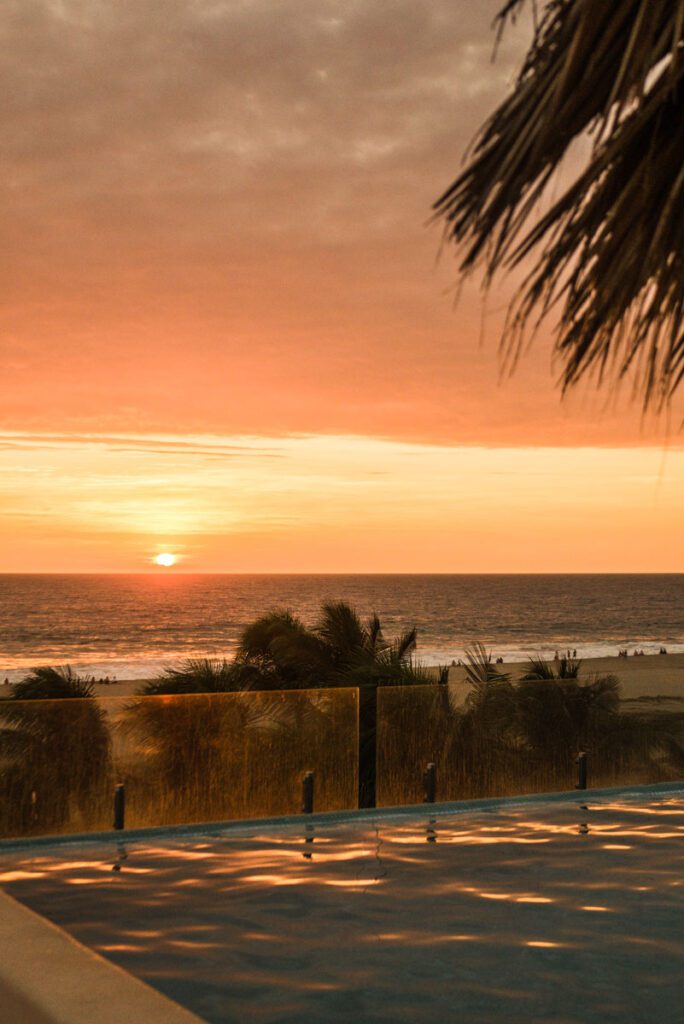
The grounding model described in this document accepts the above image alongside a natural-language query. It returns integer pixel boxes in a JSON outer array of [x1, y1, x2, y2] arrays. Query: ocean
[[0, 574, 682, 682]]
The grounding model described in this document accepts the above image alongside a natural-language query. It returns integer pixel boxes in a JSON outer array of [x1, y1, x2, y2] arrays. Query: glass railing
[[1, 679, 681, 840], [0, 688, 358, 838], [377, 683, 684, 806]]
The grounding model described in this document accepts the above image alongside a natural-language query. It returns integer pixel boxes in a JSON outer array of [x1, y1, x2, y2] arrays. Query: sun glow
[[154, 552, 176, 567], [1, 432, 683, 572]]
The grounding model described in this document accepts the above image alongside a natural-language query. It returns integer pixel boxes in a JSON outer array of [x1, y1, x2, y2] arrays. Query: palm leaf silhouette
[[434, 0, 684, 407]]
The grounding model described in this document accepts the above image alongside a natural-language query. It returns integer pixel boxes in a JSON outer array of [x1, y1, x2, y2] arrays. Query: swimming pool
[[1, 785, 683, 1024]]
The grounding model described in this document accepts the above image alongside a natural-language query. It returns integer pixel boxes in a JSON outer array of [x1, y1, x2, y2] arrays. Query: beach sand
[[3, 653, 683, 705], [446, 652, 684, 707], [81, 652, 684, 701]]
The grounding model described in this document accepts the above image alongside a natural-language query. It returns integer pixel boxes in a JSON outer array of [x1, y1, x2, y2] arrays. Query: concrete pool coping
[[0, 889, 206, 1024], [1, 778, 682, 854]]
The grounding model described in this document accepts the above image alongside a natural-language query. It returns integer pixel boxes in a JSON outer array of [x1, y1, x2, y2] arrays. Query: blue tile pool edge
[[1, 779, 682, 853]]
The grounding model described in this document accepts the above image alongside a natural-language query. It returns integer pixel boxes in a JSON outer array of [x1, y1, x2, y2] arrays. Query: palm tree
[[515, 672, 621, 780], [434, 0, 684, 408], [447, 644, 684, 794], [139, 658, 245, 695], [521, 655, 581, 680], [11, 664, 97, 699], [233, 602, 429, 808], [234, 602, 425, 690], [0, 666, 112, 836], [122, 686, 349, 825], [140, 602, 429, 811], [457, 642, 520, 794], [139, 604, 429, 698]]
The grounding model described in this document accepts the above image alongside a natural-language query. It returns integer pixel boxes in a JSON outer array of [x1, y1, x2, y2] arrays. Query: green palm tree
[[129, 603, 420, 820], [434, 0, 684, 408]]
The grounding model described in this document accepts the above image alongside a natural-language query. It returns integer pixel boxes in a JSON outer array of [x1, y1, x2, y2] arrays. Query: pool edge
[[0, 888, 206, 1024], [1, 778, 682, 852]]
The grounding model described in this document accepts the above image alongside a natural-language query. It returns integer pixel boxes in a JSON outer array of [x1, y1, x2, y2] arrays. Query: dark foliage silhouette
[[435, 0, 684, 408], [0, 666, 112, 835]]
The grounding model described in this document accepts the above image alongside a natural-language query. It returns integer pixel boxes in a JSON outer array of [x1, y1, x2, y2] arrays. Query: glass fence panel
[[0, 688, 358, 839], [377, 682, 684, 807]]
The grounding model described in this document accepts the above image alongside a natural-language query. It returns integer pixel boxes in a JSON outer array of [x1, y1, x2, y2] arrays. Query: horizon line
[[1, 571, 683, 578]]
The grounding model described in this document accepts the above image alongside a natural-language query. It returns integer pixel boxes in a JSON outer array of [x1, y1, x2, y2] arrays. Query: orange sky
[[1, 1, 682, 572]]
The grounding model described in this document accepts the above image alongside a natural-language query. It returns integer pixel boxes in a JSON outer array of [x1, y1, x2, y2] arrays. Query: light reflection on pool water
[[1, 793, 683, 1023]]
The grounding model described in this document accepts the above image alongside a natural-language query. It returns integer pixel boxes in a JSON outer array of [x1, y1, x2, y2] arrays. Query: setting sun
[[154, 553, 177, 568]]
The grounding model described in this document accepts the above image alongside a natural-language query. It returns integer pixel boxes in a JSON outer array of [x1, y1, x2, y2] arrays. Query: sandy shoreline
[[446, 652, 684, 701], [0, 652, 674, 703]]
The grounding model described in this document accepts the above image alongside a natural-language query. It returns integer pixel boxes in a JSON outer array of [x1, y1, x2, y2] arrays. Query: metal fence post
[[575, 752, 587, 790], [423, 762, 436, 803], [302, 771, 314, 814], [358, 683, 378, 809], [113, 783, 126, 830]]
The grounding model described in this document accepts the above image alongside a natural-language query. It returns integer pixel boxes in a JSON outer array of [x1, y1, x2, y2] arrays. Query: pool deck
[[0, 888, 204, 1023]]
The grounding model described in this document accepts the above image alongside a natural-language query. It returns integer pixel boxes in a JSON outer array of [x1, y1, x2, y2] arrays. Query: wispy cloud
[[1, 432, 682, 572], [0, 432, 282, 458]]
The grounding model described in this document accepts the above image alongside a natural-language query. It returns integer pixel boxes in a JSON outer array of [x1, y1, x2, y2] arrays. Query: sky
[[1, 0, 682, 573]]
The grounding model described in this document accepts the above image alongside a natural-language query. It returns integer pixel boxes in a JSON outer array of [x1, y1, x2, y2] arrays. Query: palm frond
[[436, 664, 450, 686], [557, 656, 581, 679], [462, 641, 511, 688], [434, 0, 684, 408], [366, 613, 384, 653], [235, 610, 325, 688], [140, 659, 236, 695], [12, 665, 95, 700], [233, 601, 427, 689], [521, 655, 582, 680], [236, 610, 307, 662], [521, 656, 556, 680], [315, 602, 366, 662], [577, 673, 622, 711], [394, 626, 418, 662]]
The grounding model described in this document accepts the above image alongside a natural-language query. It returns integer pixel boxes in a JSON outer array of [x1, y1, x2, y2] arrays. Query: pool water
[[1, 791, 683, 1023]]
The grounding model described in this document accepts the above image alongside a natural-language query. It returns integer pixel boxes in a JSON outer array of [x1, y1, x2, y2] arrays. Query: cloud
[[0, 431, 282, 458], [0, 1, 679, 445], [3, 1, 516, 239]]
